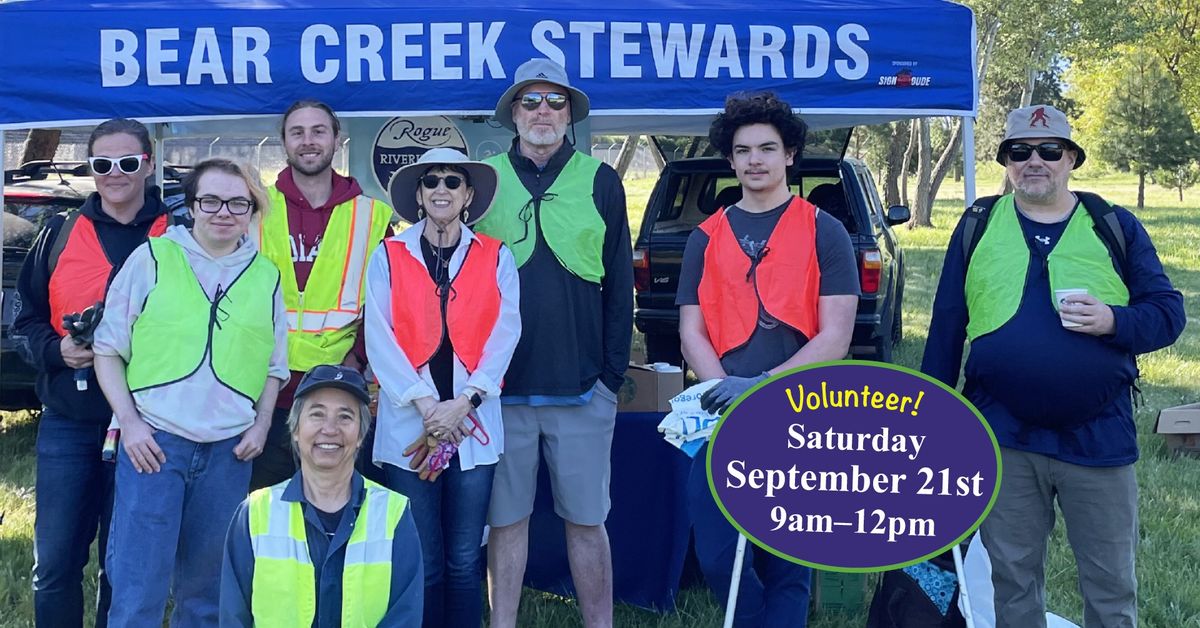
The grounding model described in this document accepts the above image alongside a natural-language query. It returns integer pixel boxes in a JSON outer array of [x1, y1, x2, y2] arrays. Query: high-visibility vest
[[257, 187, 393, 372], [965, 194, 1130, 340], [124, 238, 279, 403], [697, 196, 821, 357], [247, 477, 408, 628], [47, 212, 169, 336], [384, 235, 503, 373], [476, 151, 607, 283]]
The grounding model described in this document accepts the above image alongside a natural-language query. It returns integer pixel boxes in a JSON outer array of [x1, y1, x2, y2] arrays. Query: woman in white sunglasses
[[92, 157, 289, 626], [365, 147, 521, 628]]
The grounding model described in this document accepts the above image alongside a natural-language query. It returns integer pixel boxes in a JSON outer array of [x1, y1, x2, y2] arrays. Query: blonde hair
[[183, 157, 271, 218]]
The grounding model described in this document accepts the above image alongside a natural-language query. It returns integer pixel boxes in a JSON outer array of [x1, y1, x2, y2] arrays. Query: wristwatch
[[468, 392, 484, 408]]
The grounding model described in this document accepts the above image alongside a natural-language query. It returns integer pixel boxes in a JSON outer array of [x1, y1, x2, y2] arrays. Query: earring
[[418, 206, 425, 220], [462, 210, 470, 223]]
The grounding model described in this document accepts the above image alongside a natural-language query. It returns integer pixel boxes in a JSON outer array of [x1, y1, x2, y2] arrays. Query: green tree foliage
[[1151, 163, 1200, 202], [1096, 50, 1199, 208]]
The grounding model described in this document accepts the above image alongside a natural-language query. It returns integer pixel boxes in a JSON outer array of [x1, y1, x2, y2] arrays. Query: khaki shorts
[[488, 382, 618, 527]]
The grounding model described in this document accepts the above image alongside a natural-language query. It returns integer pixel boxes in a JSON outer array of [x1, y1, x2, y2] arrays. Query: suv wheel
[[891, 305, 903, 345], [872, 334, 894, 364]]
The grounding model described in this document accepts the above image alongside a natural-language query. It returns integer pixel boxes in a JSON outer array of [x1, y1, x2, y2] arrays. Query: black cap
[[295, 365, 371, 405]]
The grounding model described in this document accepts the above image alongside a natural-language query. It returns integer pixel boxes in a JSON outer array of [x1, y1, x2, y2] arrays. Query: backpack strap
[[960, 195, 1000, 267], [47, 210, 81, 276], [1074, 190, 1128, 281]]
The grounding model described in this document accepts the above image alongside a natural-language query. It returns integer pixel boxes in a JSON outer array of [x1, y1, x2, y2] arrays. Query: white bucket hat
[[493, 58, 591, 131], [387, 148, 498, 226], [996, 104, 1086, 169]]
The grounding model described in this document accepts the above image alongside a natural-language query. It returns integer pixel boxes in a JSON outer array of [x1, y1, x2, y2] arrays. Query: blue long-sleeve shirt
[[921, 196, 1185, 466], [220, 471, 424, 627]]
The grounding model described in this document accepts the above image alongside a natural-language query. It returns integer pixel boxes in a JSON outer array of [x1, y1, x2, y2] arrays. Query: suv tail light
[[633, 247, 650, 293], [860, 249, 882, 294]]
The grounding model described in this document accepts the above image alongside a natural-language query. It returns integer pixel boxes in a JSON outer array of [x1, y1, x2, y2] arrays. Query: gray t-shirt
[[676, 199, 860, 376]]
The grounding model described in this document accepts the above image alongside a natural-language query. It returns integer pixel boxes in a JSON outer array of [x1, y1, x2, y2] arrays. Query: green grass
[[2, 172, 1199, 626]]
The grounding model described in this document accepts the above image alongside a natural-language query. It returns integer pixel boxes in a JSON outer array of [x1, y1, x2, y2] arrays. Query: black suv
[[2, 161, 189, 410], [632, 152, 908, 366]]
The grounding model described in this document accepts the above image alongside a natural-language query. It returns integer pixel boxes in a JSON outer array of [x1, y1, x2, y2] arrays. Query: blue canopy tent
[[0, 0, 978, 610]]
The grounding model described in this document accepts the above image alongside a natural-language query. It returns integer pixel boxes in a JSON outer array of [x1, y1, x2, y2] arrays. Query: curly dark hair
[[708, 92, 807, 160]]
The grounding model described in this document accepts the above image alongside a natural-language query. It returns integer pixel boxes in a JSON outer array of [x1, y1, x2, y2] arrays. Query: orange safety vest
[[385, 235, 503, 373], [47, 213, 169, 337], [697, 196, 821, 357]]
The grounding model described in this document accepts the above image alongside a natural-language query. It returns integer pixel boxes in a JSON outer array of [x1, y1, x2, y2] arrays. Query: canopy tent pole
[[154, 123, 165, 191], [1, 129, 6, 384], [963, 116, 976, 203]]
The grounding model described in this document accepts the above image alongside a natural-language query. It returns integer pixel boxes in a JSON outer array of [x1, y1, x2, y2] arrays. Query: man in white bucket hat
[[474, 58, 632, 628]]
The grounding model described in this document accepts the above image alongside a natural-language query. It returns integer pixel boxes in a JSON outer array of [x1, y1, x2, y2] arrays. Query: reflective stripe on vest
[[248, 478, 407, 627], [258, 187, 393, 371], [696, 196, 821, 358], [124, 238, 280, 402], [477, 151, 606, 283], [964, 194, 1130, 341], [384, 235, 503, 373], [48, 213, 168, 337]]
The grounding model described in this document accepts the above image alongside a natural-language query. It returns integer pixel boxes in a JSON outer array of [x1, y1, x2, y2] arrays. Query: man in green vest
[[922, 105, 1185, 628], [253, 100, 394, 490], [475, 58, 633, 628]]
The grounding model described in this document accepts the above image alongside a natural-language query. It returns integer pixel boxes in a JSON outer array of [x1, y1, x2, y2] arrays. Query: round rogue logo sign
[[372, 116, 468, 192]]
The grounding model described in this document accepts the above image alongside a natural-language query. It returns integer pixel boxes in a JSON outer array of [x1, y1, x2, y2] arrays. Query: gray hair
[[287, 393, 373, 456]]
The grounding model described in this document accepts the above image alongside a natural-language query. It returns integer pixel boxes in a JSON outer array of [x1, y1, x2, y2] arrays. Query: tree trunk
[[882, 121, 908, 207], [614, 135, 642, 178], [1180, 185, 1184, 203], [922, 118, 965, 222], [900, 121, 918, 207], [20, 128, 61, 163], [907, 119, 934, 228], [1138, 171, 1145, 209]]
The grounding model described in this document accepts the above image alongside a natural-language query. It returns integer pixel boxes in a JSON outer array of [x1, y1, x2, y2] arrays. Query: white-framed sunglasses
[[88, 153, 149, 176]]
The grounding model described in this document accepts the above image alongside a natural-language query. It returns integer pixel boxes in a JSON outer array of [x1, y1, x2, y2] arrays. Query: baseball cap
[[294, 364, 371, 405], [996, 104, 1086, 169]]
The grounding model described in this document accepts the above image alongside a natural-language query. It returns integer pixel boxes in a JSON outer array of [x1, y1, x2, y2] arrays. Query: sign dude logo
[[372, 116, 468, 192]]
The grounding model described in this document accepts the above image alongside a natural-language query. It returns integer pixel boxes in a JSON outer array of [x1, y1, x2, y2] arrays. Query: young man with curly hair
[[676, 92, 860, 626]]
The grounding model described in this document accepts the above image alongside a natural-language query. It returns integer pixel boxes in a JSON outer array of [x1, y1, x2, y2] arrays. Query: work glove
[[700, 372, 770, 415]]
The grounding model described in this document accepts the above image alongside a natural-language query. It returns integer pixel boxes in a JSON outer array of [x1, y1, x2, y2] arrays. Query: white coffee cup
[[1054, 288, 1088, 328]]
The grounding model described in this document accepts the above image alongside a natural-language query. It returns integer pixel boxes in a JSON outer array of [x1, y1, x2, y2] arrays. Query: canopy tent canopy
[[0, 0, 977, 134]]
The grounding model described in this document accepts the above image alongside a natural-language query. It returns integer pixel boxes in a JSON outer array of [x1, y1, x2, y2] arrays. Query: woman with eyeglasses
[[12, 117, 175, 627], [364, 148, 521, 628], [92, 157, 289, 626]]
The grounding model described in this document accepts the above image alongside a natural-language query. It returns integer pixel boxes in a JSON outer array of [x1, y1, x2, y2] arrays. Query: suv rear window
[[651, 170, 855, 235]]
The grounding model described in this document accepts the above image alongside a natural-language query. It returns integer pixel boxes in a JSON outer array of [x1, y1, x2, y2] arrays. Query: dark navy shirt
[[921, 197, 1185, 466]]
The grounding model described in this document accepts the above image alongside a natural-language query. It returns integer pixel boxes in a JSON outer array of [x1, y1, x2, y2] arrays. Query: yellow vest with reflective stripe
[[247, 477, 408, 627], [125, 237, 279, 402], [258, 187, 393, 372]]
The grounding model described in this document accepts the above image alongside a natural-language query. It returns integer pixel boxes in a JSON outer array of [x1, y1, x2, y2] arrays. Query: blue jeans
[[33, 408, 114, 628], [688, 443, 811, 628], [106, 431, 250, 627], [386, 462, 495, 628]]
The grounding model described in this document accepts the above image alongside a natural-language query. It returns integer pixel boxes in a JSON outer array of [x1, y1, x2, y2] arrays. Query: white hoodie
[[94, 225, 289, 443]]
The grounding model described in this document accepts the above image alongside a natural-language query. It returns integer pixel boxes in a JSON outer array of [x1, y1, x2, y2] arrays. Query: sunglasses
[[1006, 142, 1066, 163], [420, 174, 465, 190], [88, 153, 149, 176], [517, 91, 569, 111], [194, 195, 254, 215]]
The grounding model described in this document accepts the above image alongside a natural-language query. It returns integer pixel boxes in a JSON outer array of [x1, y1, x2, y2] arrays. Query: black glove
[[700, 372, 770, 415]]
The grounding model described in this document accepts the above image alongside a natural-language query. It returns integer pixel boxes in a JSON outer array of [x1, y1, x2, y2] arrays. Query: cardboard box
[[617, 363, 684, 412], [1155, 402, 1200, 455]]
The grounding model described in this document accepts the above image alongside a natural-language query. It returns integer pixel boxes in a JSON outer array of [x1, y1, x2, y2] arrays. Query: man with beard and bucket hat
[[922, 104, 1185, 628], [365, 147, 521, 628], [252, 100, 395, 491], [473, 58, 632, 628]]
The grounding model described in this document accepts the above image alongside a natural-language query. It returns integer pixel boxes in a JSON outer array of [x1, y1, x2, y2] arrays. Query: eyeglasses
[[517, 91, 569, 111], [1006, 142, 1066, 163], [88, 154, 149, 176], [194, 196, 254, 215], [420, 174, 465, 190]]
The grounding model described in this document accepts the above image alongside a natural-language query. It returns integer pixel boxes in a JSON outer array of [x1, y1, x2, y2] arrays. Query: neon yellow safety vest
[[965, 194, 1130, 340], [247, 477, 408, 627], [125, 237, 279, 402], [476, 151, 607, 283], [258, 187, 393, 372]]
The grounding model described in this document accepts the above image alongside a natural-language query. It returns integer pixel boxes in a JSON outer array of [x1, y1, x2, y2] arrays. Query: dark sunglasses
[[88, 153, 149, 176], [194, 196, 254, 215], [420, 174, 465, 190], [1006, 142, 1066, 163], [517, 91, 569, 111]]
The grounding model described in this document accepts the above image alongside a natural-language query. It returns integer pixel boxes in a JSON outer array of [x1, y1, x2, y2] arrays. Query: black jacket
[[499, 140, 633, 396], [13, 188, 172, 423]]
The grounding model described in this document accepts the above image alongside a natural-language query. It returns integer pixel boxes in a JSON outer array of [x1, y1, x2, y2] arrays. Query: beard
[[287, 150, 335, 177], [515, 117, 567, 148], [1013, 173, 1060, 205]]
